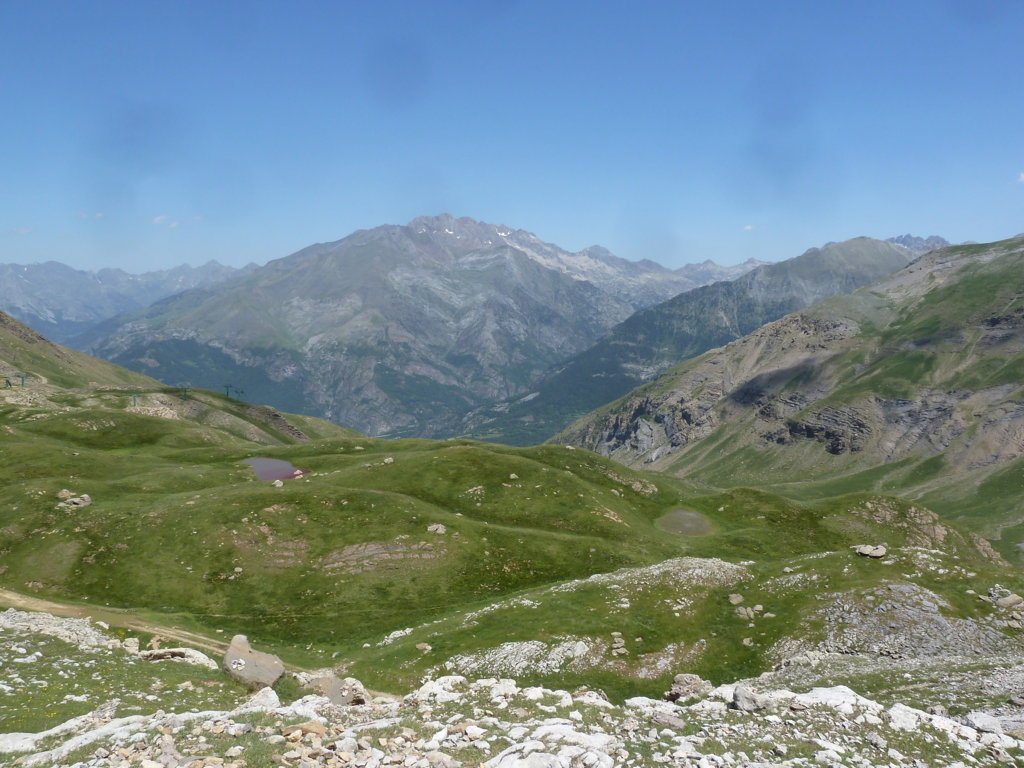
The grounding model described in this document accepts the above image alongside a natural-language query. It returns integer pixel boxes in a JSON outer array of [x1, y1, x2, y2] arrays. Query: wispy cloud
[[4, 226, 33, 235], [152, 214, 190, 228], [78, 212, 105, 219], [743, 224, 755, 231], [1018, 172, 1024, 183]]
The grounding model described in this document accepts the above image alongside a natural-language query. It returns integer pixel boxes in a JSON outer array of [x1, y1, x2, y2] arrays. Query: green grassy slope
[[341, 490, 1017, 699], [0, 415, 692, 648], [3, 390, 1015, 698], [0, 310, 158, 389]]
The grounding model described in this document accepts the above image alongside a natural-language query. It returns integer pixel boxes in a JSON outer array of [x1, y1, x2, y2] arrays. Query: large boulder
[[965, 710, 1002, 734], [58, 493, 92, 509], [996, 594, 1024, 609], [664, 673, 713, 702], [732, 685, 771, 712], [140, 647, 218, 670], [299, 671, 369, 705], [234, 686, 282, 712], [222, 634, 285, 688], [853, 544, 888, 558]]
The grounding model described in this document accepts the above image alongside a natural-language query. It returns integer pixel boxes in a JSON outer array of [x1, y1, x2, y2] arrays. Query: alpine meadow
[[3, 3, 1024, 767]]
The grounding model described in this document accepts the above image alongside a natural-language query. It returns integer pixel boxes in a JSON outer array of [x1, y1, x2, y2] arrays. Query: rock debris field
[[3, 609, 1024, 767]]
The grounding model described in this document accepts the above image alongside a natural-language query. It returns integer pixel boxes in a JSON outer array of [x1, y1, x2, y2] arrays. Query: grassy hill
[[0, 310, 158, 389]]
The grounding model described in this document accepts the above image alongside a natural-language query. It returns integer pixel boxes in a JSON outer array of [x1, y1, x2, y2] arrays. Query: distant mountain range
[[0, 260, 255, 342], [885, 234, 952, 252], [76, 215, 762, 436], [460, 237, 913, 445], [559, 235, 1024, 560], [3, 219, 958, 443]]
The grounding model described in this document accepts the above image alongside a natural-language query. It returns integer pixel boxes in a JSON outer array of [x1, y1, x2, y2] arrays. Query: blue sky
[[1, 0, 1022, 271]]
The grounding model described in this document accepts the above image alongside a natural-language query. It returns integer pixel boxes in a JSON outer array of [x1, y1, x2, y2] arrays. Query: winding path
[[0, 587, 229, 656]]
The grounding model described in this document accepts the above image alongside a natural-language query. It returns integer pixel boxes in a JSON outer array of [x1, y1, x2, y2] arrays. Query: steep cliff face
[[79, 215, 754, 437], [559, 236, 1024, 553]]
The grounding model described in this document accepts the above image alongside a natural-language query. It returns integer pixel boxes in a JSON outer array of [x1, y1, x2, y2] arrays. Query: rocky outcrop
[[295, 670, 369, 705], [844, 498, 1007, 562], [0, 608, 113, 648], [817, 582, 1023, 658], [10, 673, 1024, 768], [245, 404, 310, 441], [57, 492, 92, 509], [664, 673, 714, 702], [853, 544, 888, 558], [138, 647, 218, 669], [784, 406, 871, 454], [562, 312, 858, 464]]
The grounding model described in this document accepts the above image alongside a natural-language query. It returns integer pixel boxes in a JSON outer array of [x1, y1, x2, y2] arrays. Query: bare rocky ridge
[[561, 311, 858, 464], [886, 234, 951, 253]]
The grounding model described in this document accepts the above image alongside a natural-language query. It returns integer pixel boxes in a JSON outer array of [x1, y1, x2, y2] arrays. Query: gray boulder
[[140, 647, 218, 670], [424, 751, 462, 768], [664, 673, 713, 702], [58, 494, 92, 509], [995, 594, 1024, 609], [732, 685, 770, 712], [303, 672, 369, 705], [222, 634, 284, 688], [964, 710, 1002, 734], [853, 544, 887, 558]]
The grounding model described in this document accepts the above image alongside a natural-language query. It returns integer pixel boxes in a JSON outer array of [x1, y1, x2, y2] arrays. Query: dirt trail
[[0, 587, 229, 656], [0, 588, 402, 699]]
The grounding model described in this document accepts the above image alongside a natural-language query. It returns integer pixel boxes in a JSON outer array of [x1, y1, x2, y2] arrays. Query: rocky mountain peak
[[405, 213, 522, 250], [886, 234, 951, 252]]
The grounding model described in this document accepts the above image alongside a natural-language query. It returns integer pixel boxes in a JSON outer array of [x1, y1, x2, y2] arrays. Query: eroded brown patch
[[321, 539, 442, 574], [231, 524, 309, 570]]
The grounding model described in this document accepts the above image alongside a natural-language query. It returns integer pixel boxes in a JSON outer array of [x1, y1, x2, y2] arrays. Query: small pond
[[242, 457, 310, 482], [657, 508, 713, 536]]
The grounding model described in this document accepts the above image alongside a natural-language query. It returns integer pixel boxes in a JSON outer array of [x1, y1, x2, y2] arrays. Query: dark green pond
[[657, 508, 713, 535]]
